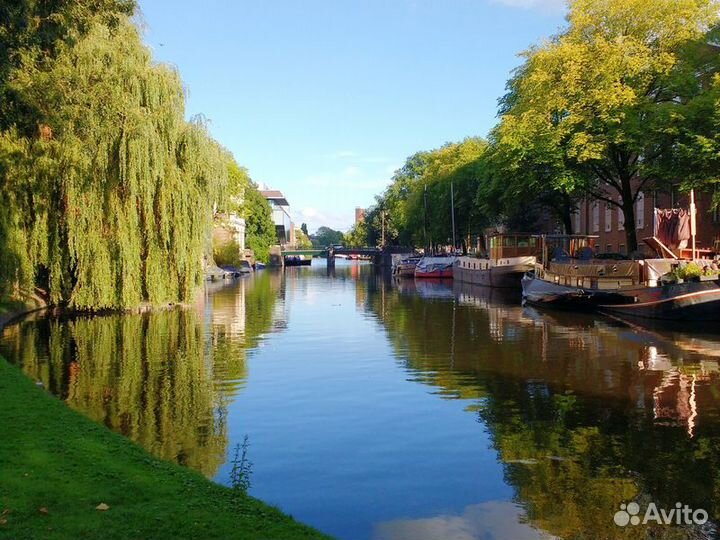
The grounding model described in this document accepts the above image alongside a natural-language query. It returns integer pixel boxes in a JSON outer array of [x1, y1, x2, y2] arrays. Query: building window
[[605, 204, 612, 232], [636, 191, 645, 229], [619, 243, 626, 254], [592, 203, 600, 233], [606, 244, 613, 253], [618, 196, 624, 231]]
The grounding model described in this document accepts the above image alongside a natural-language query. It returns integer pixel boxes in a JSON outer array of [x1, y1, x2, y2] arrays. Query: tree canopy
[[311, 226, 344, 248], [0, 2, 277, 307], [354, 0, 720, 253], [492, 0, 720, 251]]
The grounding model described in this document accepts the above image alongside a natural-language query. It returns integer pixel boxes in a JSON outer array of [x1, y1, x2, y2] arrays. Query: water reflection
[[0, 272, 284, 477], [365, 277, 720, 539], [2, 264, 720, 540], [373, 500, 552, 540]]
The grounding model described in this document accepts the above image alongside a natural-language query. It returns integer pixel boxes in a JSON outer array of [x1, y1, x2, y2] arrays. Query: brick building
[[572, 187, 720, 256], [355, 207, 365, 225]]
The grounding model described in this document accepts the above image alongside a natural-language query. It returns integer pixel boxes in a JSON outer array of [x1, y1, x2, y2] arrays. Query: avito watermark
[[614, 501, 708, 527]]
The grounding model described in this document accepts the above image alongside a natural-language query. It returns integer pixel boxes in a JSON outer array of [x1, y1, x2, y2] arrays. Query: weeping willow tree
[[0, 7, 228, 309]]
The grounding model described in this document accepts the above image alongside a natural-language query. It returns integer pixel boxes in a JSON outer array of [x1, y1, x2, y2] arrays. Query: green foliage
[[493, 0, 720, 251], [294, 227, 313, 249], [213, 238, 243, 268], [244, 185, 276, 263], [343, 220, 368, 248], [0, 8, 228, 309], [683, 262, 704, 280], [230, 436, 253, 495], [360, 138, 490, 251], [220, 161, 252, 217], [312, 226, 344, 248]]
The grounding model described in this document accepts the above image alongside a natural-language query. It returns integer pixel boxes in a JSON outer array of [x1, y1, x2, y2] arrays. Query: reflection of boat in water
[[415, 256, 457, 279], [454, 234, 538, 289], [413, 278, 455, 299], [522, 235, 720, 322], [453, 280, 522, 307]]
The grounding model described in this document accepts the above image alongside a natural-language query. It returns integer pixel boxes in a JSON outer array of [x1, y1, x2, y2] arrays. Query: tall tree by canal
[[352, 0, 720, 251], [0, 1, 240, 310]]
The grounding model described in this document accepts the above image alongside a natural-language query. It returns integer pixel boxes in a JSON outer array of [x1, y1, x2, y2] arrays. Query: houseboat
[[522, 234, 720, 321], [454, 233, 538, 289]]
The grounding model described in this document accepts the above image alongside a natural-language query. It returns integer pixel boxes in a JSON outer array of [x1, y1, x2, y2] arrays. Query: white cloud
[[300, 207, 319, 219], [489, 0, 567, 14], [373, 500, 556, 540]]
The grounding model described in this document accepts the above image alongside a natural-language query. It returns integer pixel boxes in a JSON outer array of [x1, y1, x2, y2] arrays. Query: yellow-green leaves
[[1, 14, 229, 309], [491, 0, 720, 251]]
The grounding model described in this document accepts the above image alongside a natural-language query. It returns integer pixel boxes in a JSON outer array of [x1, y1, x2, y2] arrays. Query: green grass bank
[[0, 355, 332, 540]]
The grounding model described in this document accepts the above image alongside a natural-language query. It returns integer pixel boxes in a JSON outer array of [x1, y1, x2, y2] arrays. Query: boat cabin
[[488, 234, 540, 260], [537, 235, 642, 289]]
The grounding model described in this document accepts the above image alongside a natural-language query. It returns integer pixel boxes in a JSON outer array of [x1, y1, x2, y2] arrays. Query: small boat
[[521, 270, 632, 310], [219, 259, 253, 277], [255, 262, 266, 270], [454, 233, 538, 289], [392, 256, 420, 278], [415, 256, 457, 279], [285, 256, 312, 267]]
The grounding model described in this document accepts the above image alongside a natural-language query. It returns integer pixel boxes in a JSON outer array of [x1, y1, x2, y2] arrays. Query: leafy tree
[[244, 185, 276, 263], [0, 11, 228, 308], [478, 125, 581, 234], [378, 138, 488, 251], [294, 227, 313, 249], [312, 226, 344, 248], [500, 0, 720, 252], [343, 220, 368, 248]]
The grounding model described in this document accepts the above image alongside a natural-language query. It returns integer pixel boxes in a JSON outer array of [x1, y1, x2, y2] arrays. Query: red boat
[[414, 256, 457, 279]]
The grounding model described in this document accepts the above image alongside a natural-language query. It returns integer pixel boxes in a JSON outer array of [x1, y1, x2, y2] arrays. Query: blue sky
[[137, 0, 566, 233]]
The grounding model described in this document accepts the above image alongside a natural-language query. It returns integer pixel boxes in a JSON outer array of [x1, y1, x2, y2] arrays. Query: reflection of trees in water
[[366, 276, 720, 538], [1, 273, 281, 478]]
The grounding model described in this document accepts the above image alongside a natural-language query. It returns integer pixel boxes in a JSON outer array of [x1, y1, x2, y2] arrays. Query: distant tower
[[355, 207, 365, 225]]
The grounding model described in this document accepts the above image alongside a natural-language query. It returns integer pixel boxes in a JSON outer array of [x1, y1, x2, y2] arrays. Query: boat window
[[517, 237, 529, 248], [503, 236, 516, 247]]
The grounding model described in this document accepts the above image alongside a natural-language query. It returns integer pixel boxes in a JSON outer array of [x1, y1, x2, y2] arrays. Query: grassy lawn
[[0, 356, 333, 540]]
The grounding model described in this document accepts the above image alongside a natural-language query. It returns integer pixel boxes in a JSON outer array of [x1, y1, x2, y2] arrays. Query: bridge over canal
[[276, 247, 414, 267]]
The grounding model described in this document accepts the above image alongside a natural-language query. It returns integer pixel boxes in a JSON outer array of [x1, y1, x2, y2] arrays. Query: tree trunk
[[559, 193, 574, 234], [620, 178, 638, 254]]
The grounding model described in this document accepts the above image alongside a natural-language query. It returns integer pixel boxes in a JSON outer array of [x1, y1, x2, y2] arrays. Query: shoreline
[[0, 299, 332, 540]]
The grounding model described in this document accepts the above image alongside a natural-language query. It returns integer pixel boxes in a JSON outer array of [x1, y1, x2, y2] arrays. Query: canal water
[[2, 261, 720, 539]]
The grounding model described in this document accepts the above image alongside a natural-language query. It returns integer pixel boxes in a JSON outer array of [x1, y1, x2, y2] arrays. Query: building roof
[[260, 190, 289, 206]]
